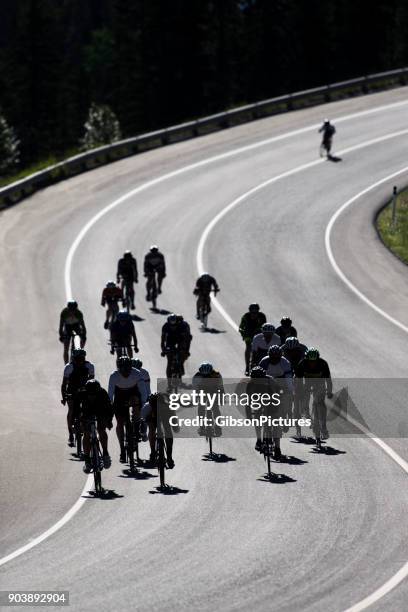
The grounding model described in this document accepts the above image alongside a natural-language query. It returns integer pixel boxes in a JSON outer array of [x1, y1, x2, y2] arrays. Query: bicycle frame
[[166, 349, 182, 392], [124, 403, 141, 472]]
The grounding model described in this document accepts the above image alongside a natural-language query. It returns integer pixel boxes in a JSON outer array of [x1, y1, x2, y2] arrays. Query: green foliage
[[80, 103, 122, 150], [377, 190, 408, 264], [0, 109, 20, 176], [0, 0, 407, 167]]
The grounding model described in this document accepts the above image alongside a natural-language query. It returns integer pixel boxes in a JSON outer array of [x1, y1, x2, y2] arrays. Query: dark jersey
[[195, 275, 218, 295], [144, 251, 166, 276], [80, 388, 113, 422], [117, 257, 138, 282], [239, 312, 267, 340], [275, 325, 298, 345], [282, 344, 307, 368]]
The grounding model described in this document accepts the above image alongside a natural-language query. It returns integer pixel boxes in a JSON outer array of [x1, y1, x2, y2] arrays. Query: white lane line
[[325, 166, 408, 334], [2, 101, 408, 570], [0, 479, 91, 568], [64, 100, 408, 298], [197, 151, 408, 612]]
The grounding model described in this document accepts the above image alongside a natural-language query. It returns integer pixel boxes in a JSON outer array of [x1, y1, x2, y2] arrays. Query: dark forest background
[[1, 0, 408, 166]]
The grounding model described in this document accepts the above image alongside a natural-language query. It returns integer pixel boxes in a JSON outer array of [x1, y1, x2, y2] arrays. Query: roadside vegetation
[[377, 189, 408, 264]]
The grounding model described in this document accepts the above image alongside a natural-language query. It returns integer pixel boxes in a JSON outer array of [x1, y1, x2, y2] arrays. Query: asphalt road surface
[[1, 87, 408, 612]]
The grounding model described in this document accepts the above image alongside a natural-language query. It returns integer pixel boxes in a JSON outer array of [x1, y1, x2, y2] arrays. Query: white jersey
[[108, 368, 148, 405], [251, 332, 281, 353], [259, 356, 293, 391], [63, 361, 95, 378]]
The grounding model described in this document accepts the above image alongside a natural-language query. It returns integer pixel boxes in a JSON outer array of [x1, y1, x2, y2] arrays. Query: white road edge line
[[197, 154, 408, 612], [1, 99, 407, 571]]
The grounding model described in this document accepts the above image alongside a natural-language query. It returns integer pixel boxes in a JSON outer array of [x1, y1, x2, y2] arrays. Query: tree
[[80, 102, 122, 150], [0, 109, 20, 175]]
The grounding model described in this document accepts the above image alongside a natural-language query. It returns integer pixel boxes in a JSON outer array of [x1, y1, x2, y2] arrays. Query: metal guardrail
[[1, 66, 407, 209]]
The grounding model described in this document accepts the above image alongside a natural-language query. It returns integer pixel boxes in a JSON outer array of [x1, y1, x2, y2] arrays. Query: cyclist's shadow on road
[[258, 473, 297, 484], [200, 327, 226, 334], [82, 489, 124, 500], [202, 452, 236, 463], [149, 484, 189, 495], [131, 314, 145, 322], [310, 445, 346, 456], [150, 308, 172, 316], [327, 154, 342, 162]]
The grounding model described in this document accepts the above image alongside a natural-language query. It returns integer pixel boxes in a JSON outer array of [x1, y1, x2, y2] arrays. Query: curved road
[[1, 87, 408, 611]]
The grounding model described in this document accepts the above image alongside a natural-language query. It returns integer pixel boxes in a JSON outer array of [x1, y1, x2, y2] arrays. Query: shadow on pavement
[[131, 314, 144, 322], [149, 485, 189, 495], [83, 489, 124, 500], [150, 308, 172, 316], [200, 327, 226, 334], [279, 455, 308, 466], [202, 452, 236, 463], [327, 154, 342, 162], [258, 473, 297, 484]]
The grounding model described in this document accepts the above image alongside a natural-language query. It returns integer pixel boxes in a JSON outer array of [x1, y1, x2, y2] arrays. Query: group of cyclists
[[59, 263, 333, 477]]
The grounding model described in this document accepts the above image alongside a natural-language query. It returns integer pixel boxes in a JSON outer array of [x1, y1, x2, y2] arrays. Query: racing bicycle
[[86, 415, 104, 496], [165, 348, 183, 392], [124, 400, 142, 473]]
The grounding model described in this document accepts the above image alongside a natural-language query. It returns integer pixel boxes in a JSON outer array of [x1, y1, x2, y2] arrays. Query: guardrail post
[[392, 185, 398, 229]]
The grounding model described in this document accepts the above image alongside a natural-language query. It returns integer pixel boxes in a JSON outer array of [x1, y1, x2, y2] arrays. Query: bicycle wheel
[[91, 441, 103, 495], [75, 420, 82, 457], [126, 419, 135, 471], [208, 435, 213, 455], [311, 398, 322, 446], [157, 439, 166, 488], [151, 277, 157, 309]]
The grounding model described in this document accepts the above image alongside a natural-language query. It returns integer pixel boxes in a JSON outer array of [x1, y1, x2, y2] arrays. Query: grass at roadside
[[0, 150, 79, 188], [377, 189, 408, 264]]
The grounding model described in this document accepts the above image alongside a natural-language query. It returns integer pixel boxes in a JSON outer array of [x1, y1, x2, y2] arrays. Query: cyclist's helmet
[[305, 347, 320, 360], [117, 356, 132, 371], [175, 314, 184, 322], [249, 303, 260, 313], [85, 379, 101, 393], [124, 250, 132, 258], [199, 362, 213, 375], [250, 366, 267, 378], [280, 316, 292, 327], [117, 310, 130, 322], [72, 348, 86, 358], [67, 300, 78, 310], [150, 245, 159, 252], [268, 345, 282, 357], [262, 323, 275, 333], [324, 118, 330, 124], [132, 359, 142, 369], [106, 280, 116, 288], [167, 314, 177, 324], [285, 337, 299, 349]]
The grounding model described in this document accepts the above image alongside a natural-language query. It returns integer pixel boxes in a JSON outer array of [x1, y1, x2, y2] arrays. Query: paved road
[[1, 87, 408, 611]]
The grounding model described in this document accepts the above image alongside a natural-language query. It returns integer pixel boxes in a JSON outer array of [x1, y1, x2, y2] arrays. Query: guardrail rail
[[1, 66, 407, 209]]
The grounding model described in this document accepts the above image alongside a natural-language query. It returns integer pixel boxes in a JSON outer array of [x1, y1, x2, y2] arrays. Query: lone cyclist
[[144, 245, 166, 301], [117, 250, 138, 310], [142, 392, 177, 468], [319, 119, 336, 158], [193, 273, 219, 320], [59, 301, 87, 364], [239, 303, 267, 375]]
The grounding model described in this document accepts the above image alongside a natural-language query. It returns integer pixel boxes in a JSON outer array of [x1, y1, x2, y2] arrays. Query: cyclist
[[110, 310, 138, 357], [101, 281, 123, 329], [192, 362, 224, 437], [295, 348, 333, 439], [282, 337, 308, 369], [319, 119, 336, 157], [161, 314, 191, 384], [239, 303, 267, 375], [142, 392, 177, 468], [108, 356, 148, 463], [276, 316, 297, 345], [144, 245, 166, 301], [246, 366, 282, 458], [61, 348, 94, 446], [251, 323, 281, 368], [193, 273, 219, 320], [259, 345, 293, 432], [81, 379, 113, 473], [132, 358, 151, 396], [117, 250, 138, 310], [59, 301, 87, 364]]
